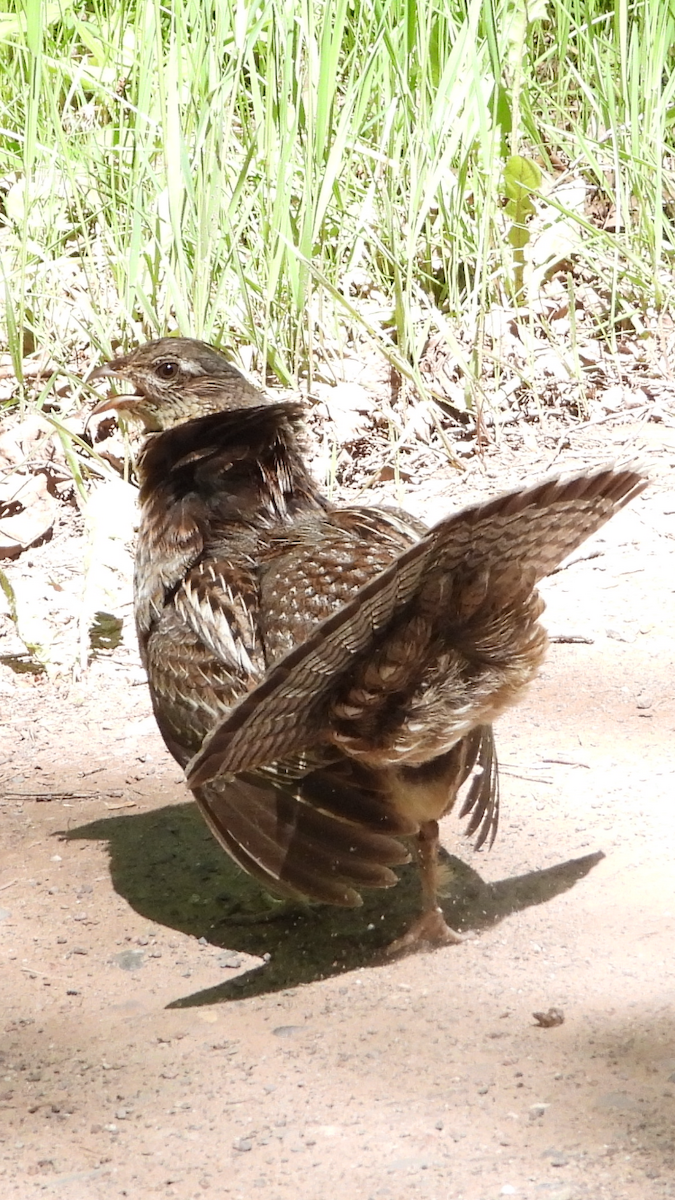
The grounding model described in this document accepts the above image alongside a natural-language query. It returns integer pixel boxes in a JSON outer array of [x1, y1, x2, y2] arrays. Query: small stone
[[530, 1103, 549, 1119], [606, 627, 634, 643], [233, 1138, 253, 1152], [533, 1008, 564, 1028], [56, 937, 67, 945], [272, 1026, 303, 1038], [218, 954, 242, 969], [112, 950, 144, 971]]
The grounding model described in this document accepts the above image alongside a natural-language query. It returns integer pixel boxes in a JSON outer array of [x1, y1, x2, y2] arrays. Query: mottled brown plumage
[[89, 338, 647, 953]]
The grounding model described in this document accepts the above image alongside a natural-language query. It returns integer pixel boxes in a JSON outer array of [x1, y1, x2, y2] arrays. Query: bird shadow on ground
[[63, 802, 604, 1008]]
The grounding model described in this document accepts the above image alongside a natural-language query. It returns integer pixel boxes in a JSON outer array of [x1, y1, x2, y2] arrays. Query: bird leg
[[385, 819, 466, 956]]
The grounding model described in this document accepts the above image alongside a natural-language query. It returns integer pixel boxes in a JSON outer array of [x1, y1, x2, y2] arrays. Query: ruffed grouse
[[89, 337, 647, 953]]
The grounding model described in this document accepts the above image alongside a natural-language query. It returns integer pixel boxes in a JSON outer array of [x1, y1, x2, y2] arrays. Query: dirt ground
[[0, 411, 674, 1200]]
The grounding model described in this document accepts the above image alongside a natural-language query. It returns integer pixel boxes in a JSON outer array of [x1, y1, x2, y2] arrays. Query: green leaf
[[503, 155, 542, 202], [507, 223, 530, 250]]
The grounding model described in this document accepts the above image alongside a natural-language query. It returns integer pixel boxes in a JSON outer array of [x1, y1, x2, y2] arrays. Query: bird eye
[[156, 361, 178, 380]]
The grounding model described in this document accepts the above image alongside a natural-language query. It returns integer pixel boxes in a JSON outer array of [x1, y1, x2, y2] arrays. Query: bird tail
[[192, 762, 413, 908], [187, 464, 647, 786]]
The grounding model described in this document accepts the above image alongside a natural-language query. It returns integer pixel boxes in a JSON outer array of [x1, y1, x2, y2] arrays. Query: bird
[[89, 336, 647, 954]]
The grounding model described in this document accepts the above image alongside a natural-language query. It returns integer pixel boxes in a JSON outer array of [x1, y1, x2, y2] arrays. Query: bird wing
[[174, 556, 262, 678], [257, 504, 426, 658], [187, 464, 647, 787], [192, 759, 414, 908], [142, 553, 266, 764]]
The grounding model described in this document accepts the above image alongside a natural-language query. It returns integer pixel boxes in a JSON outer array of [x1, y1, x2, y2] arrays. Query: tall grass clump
[[0, 0, 674, 394]]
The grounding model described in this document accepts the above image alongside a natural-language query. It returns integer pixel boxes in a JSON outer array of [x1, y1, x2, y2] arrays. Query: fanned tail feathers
[[193, 771, 411, 907], [188, 464, 647, 787]]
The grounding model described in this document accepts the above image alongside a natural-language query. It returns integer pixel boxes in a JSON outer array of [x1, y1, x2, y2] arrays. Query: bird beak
[[87, 361, 121, 382], [87, 359, 139, 417], [89, 392, 142, 416]]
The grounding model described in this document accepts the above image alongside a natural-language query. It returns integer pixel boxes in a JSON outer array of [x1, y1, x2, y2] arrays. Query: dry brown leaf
[[0, 474, 56, 559]]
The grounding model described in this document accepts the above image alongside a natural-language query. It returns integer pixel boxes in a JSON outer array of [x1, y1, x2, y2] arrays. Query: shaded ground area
[[0, 424, 674, 1199], [65, 803, 605, 1004]]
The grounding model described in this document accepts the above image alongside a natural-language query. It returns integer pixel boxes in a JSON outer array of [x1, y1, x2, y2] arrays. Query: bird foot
[[385, 907, 468, 957]]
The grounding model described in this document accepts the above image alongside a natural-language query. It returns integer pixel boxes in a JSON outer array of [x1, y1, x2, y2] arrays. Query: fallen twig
[[551, 549, 603, 574], [3, 791, 102, 801], [540, 756, 590, 768]]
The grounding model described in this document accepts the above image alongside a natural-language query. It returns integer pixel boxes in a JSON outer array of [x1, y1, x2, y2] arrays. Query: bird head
[[88, 337, 264, 431]]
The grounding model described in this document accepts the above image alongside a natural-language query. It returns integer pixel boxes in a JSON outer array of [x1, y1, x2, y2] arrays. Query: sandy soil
[[0, 420, 674, 1200]]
